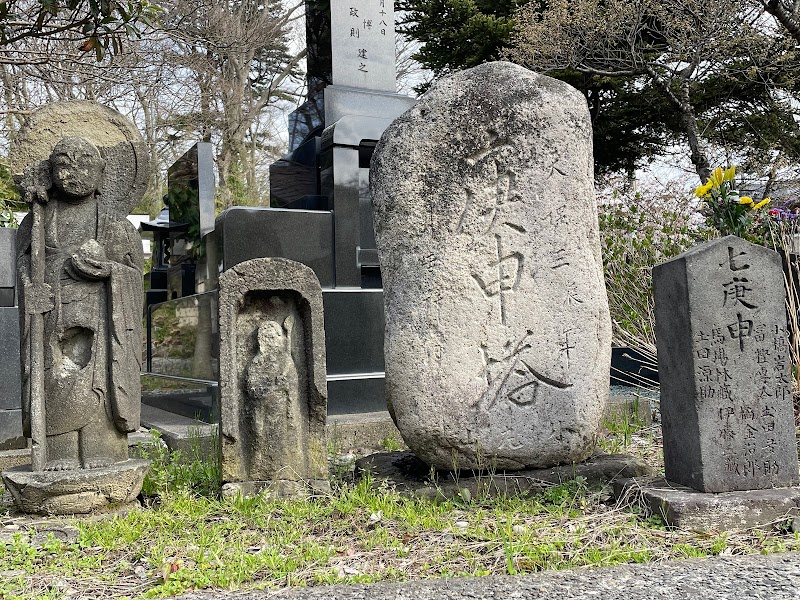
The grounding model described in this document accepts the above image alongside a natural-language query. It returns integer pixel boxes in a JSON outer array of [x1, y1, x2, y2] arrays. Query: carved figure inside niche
[[17, 136, 144, 471], [244, 315, 304, 478]]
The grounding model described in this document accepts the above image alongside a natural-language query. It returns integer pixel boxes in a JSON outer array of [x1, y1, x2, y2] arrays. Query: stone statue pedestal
[[1, 459, 149, 515]]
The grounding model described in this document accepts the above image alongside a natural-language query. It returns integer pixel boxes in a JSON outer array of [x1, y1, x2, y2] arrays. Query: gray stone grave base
[[221, 478, 330, 499], [356, 451, 654, 500], [139, 404, 217, 456], [614, 476, 800, 530], [1, 459, 149, 515]]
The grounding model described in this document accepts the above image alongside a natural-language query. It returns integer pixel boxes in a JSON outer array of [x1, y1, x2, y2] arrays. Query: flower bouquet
[[696, 166, 769, 241]]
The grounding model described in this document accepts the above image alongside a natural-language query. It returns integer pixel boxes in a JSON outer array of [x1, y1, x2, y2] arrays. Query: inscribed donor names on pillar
[[654, 235, 800, 493], [330, 0, 396, 92]]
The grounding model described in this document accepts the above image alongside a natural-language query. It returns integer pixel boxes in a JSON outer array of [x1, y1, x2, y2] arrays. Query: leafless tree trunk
[[1, 0, 308, 212], [762, 0, 800, 43], [507, 0, 793, 183], [165, 0, 306, 207]]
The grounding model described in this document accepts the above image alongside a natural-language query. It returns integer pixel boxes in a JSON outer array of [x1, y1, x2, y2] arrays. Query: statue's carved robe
[[244, 320, 304, 479], [17, 197, 143, 439]]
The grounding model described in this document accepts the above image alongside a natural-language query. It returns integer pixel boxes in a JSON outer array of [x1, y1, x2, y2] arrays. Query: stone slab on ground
[[614, 476, 800, 530], [1, 459, 149, 515], [327, 411, 403, 453], [140, 404, 217, 456], [356, 451, 654, 500], [0, 448, 29, 472], [177, 551, 800, 600]]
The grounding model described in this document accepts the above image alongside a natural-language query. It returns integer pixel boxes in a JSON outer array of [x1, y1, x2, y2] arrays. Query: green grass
[[381, 435, 405, 452], [2, 429, 799, 599], [599, 399, 646, 454], [2, 470, 799, 599], [596, 395, 665, 470], [132, 429, 221, 499]]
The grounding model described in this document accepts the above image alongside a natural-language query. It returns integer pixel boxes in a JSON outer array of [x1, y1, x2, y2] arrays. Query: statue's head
[[49, 137, 105, 201]]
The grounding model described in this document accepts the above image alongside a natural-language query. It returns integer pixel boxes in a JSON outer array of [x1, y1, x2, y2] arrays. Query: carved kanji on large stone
[[370, 62, 612, 470]]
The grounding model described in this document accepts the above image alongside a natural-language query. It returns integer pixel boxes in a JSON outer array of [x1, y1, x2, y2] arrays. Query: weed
[[600, 399, 646, 454], [134, 429, 220, 498], [381, 435, 404, 452]]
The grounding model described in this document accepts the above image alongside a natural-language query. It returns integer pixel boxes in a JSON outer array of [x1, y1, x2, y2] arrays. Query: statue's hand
[[71, 240, 112, 280], [24, 281, 54, 314], [22, 185, 49, 206]]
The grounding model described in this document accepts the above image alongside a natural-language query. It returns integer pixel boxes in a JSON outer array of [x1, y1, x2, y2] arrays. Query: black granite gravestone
[[0, 229, 22, 450], [215, 0, 415, 414], [0, 228, 15, 307]]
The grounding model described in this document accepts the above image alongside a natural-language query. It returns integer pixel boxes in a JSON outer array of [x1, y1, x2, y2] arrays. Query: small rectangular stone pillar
[[654, 235, 799, 493], [218, 258, 329, 497]]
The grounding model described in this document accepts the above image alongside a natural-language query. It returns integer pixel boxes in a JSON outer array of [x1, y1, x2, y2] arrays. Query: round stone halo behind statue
[[9, 100, 149, 217]]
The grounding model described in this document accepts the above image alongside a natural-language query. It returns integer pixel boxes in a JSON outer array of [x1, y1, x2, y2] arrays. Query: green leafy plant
[[0, 199, 18, 228], [599, 180, 706, 345], [696, 165, 770, 242]]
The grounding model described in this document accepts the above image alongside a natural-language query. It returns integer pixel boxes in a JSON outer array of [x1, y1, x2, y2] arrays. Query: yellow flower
[[695, 180, 713, 197], [723, 165, 736, 183], [711, 167, 725, 187], [753, 198, 770, 210], [739, 196, 754, 205]]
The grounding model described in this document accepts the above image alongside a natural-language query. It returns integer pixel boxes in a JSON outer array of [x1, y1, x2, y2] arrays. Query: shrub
[[598, 178, 711, 346]]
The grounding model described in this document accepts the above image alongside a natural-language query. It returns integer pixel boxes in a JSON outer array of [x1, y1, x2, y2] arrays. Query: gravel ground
[[178, 551, 800, 600]]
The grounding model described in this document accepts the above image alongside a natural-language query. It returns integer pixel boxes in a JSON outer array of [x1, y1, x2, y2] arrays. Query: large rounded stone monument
[[370, 61, 611, 470]]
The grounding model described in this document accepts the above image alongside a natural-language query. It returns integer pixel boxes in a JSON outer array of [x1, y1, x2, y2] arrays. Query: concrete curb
[[176, 551, 800, 599]]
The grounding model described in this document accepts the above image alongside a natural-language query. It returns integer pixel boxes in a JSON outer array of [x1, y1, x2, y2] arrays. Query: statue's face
[[50, 137, 104, 200]]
